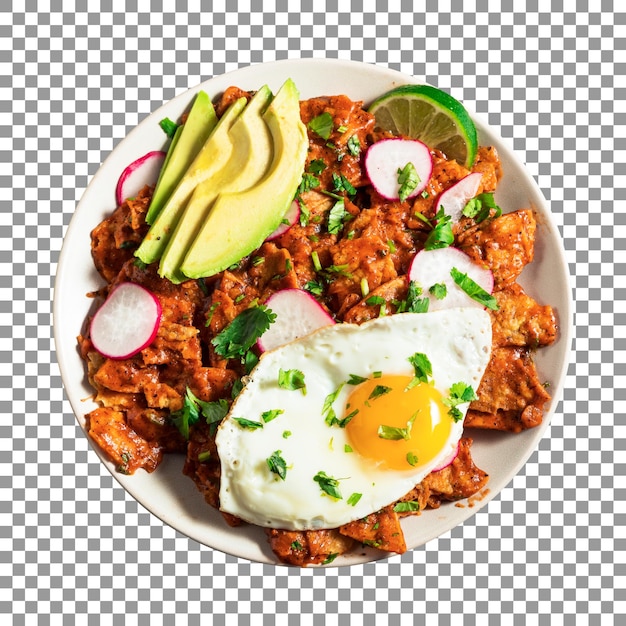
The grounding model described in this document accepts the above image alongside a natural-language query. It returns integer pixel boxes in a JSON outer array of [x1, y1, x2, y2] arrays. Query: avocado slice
[[135, 96, 247, 265], [146, 90, 218, 225], [179, 79, 308, 279], [158, 85, 274, 283]]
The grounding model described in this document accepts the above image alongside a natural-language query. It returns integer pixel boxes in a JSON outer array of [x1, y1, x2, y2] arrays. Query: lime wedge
[[368, 84, 478, 168]]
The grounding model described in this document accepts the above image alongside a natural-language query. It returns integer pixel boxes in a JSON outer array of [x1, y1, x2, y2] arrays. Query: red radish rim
[[115, 150, 166, 206], [90, 282, 162, 360], [436, 171, 483, 223], [266, 199, 300, 241], [257, 288, 335, 353]]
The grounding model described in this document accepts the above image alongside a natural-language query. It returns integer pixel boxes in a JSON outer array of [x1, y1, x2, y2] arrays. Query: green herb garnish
[[393, 501, 420, 513], [424, 208, 454, 250], [368, 385, 392, 401], [313, 471, 343, 499], [397, 162, 420, 202], [308, 112, 334, 139], [443, 382, 478, 422], [266, 450, 288, 480], [211, 304, 276, 359], [233, 417, 264, 430], [347, 492, 362, 507], [377, 411, 418, 441], [278, 368, 307, 394], [450, 267, 499, 310], [327, 198, 351, 235]]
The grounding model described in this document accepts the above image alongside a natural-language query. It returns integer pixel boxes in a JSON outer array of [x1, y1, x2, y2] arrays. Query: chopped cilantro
[[313, 471, 343, 499], [261, 409, 284, 423], [347, 492, 362, 507], [443, 381, 478, 422], [368, 385, 392, 401], [396, 280, 429, 313], [397, 162, 420, 202], [308, 159, 327, 175], [308, 112, 334, 139], [211, 304, 276, 359], [429, 282, 448, 300], [450, 267, 499, 310], [170, 387, 228, 440], [377, 411, 418, 441], [297, 173, 320, 196], [407, 352, 432, 385], [266, 450, 288, 480], [406, 451, 419, 467], [327, 198, 351, 235], [233, 417, 263, 430], [303, 280, 324, 296], [462, 192, 502, 222], [393, 501, 420, 513], [347, 373, 368, 385], [278, 368, 307, 395], [322, 553, 339, 565], [424, 208, 454, 250], [283, 430, 292, 439], [332, 173, 357, 197], [365, 295, 386, 306]]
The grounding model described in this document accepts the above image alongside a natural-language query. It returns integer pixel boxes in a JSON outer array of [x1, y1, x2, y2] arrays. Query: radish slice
[[90, 283, 162, 360], [436, 172, 482, 223], [266, 199, 300, 241], [408, 247, 494, 311], [257, 288, 335, 352], [115, 150, 166, 206], [364, 138, 432, 201], [431, 442, 459, 472]]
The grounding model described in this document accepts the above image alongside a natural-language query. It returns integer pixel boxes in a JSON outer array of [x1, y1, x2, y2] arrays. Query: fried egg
[[216, 308, 492, 530]]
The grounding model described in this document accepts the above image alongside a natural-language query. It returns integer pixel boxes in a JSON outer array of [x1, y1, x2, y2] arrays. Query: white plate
[[53, 58, 573, 567]]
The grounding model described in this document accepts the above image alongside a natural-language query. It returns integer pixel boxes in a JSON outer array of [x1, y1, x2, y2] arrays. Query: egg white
[[216, 308, 492, 530]]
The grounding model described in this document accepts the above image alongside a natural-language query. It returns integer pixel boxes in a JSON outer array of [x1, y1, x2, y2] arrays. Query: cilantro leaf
[[313, 471, 343, 499], [322, 383, 346, 426], [396, 280, 429, 313], [332, 173, 357, 197], [429, 282, 447, 300], [211, 305, 276, 359], [393, 501, 420, 513], [261, 409, 284, 423], [233, 417, 264, 430], [308, 159, 327, 175], [424, 208, 454, 250], [170, 388, 228, 440], [267, 450, 288, 480], [406, 352, 433, 390], [378, 411, 418, 440], [297, 173, 320, 196], [462, 192, 502, 223], [327, 198, 351, 235], [406, 452, 419, 467], [347, 492, 362, 506], [368, 385, 392, 401], [450, 267, 499, 310], [278, 368, 307, 394], [397, 162, 420, 202], [308, 112, 334, 139], [443, 381, 478, 422], [347, 374, 368, 385]]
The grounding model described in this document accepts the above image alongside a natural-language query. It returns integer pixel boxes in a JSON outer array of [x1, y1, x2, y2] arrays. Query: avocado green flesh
[[158, 86, 274, 283], [134, 97, 247, 265], [179, 79, 308, 279], [146, 91, 218, 225]]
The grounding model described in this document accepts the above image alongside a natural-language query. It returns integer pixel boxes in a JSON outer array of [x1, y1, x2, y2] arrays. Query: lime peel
[[368, 84, 478, 169]]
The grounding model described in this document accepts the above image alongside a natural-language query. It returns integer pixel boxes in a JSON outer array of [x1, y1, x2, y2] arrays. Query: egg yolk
[[344, 375, 452, 471]]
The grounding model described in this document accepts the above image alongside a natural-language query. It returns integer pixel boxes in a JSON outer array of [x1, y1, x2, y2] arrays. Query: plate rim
[[53, 57, 573, 568]]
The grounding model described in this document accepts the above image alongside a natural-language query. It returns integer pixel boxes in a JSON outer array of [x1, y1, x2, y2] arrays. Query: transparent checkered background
[[2, 1, 623, 623]]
